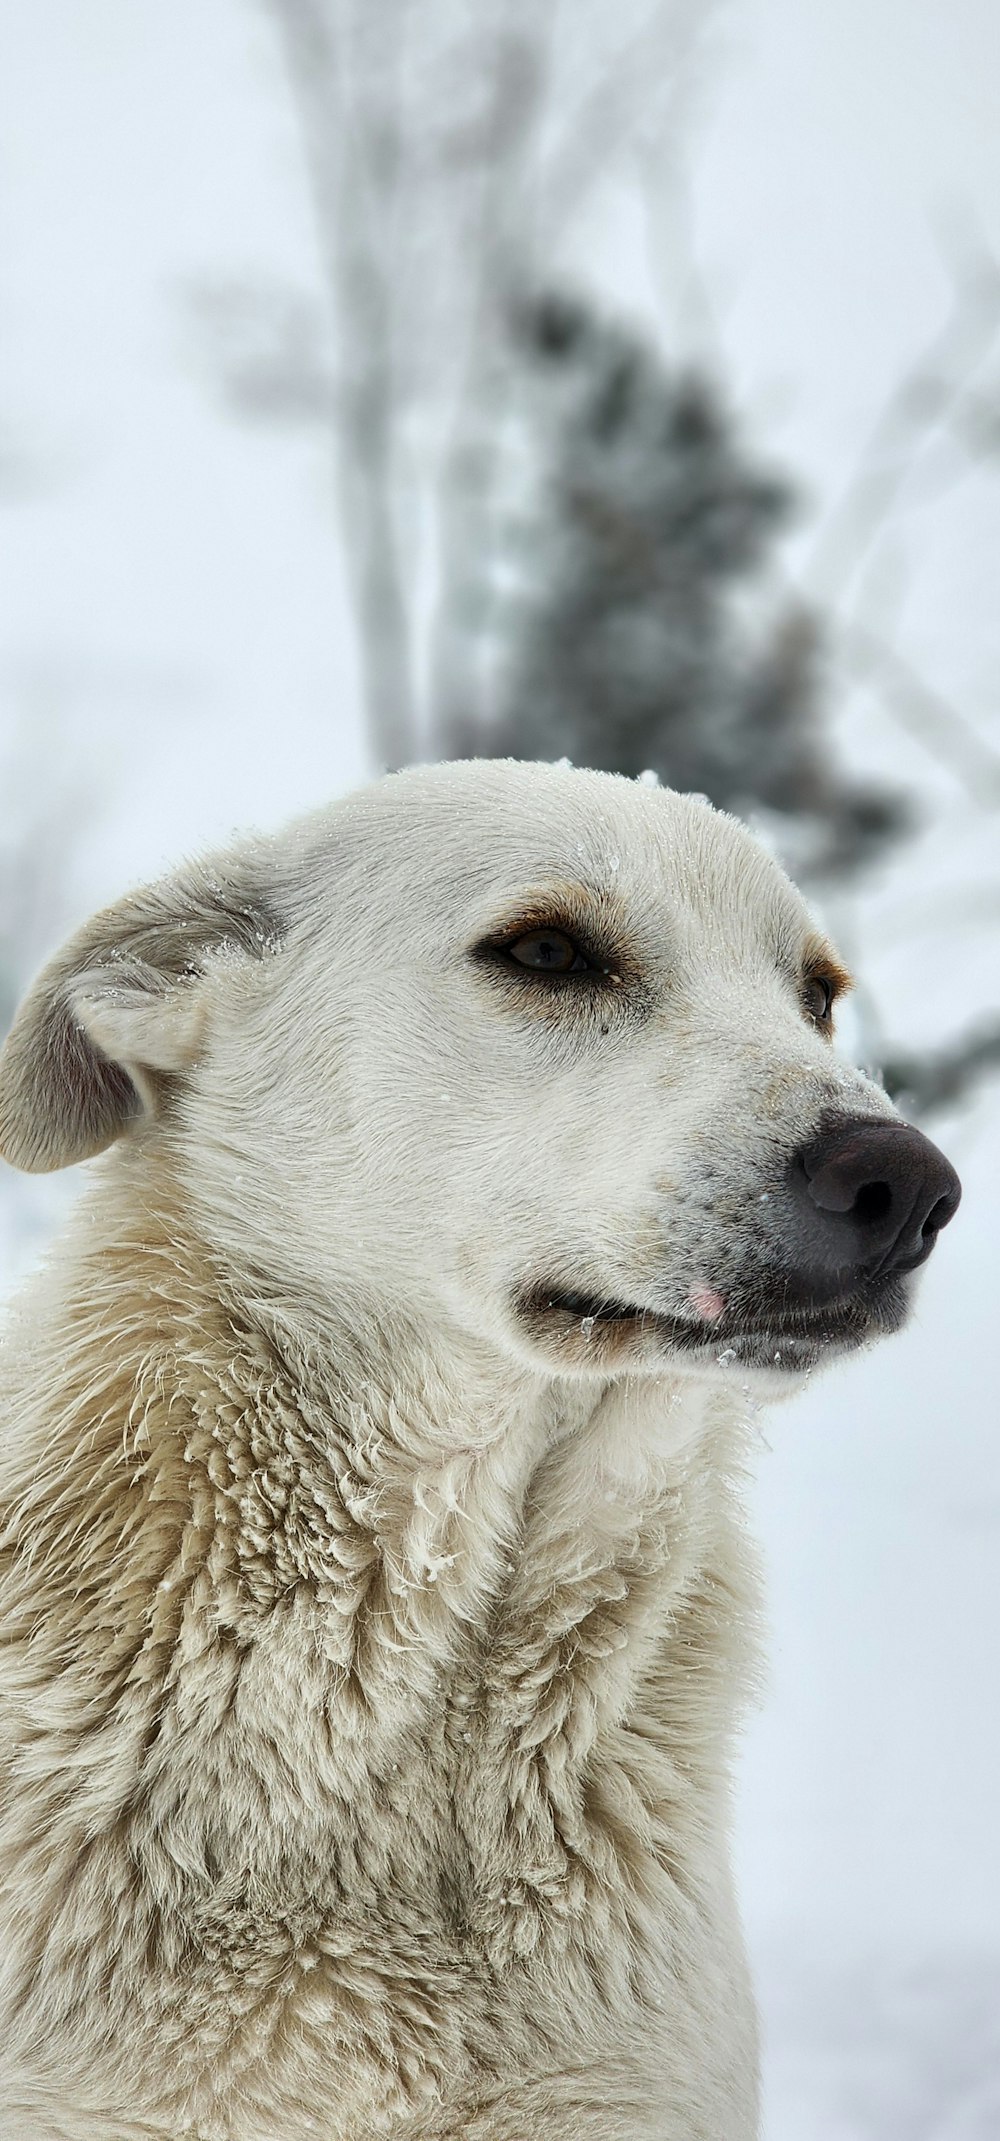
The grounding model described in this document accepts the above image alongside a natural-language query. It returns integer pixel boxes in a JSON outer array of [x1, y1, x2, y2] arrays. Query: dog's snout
[[791, 1118, 961, 1286]]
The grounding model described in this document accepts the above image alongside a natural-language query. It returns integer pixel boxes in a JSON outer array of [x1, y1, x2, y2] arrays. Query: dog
[[0, 760, 960, 2140]]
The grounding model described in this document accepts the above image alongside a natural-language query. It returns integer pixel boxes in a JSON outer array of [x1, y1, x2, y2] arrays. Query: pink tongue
[[688, 1284, 727, 1322]]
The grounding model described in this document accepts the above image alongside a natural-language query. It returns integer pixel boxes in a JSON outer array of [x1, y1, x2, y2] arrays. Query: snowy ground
[[738, 1098, 1000, 2140], [756, 1944, 1000, 2141], [2, 3, 999, 2132]]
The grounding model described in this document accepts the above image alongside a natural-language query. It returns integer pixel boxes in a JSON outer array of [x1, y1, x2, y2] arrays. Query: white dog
[[0, 761, 959, 2141]]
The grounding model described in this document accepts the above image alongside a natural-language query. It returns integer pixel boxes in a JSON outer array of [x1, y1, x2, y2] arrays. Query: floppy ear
[[0, 855, 284, 1174]]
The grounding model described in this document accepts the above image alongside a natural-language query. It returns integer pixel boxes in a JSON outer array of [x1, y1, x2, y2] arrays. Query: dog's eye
[[507, 928, 590, 974], [803, 974, 834, 1027]]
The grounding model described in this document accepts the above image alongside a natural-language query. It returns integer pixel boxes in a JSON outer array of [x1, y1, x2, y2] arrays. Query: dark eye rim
[[471, 916, 615, 984], [802, 972, 837, 1028], [506, 926, 592, 975]]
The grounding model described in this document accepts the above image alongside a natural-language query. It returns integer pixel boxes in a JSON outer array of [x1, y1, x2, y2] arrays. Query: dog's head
[[0, 761, 959, 1392]]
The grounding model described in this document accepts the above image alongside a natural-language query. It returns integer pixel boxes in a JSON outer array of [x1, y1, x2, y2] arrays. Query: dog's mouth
[[515, 1276, 909, 1375]]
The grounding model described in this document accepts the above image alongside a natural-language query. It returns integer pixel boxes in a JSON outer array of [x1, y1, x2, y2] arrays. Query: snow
[[737, 1097, 1000, 2136], [756, 1945, 1000, 2141], [2, 2, 999, 2131]]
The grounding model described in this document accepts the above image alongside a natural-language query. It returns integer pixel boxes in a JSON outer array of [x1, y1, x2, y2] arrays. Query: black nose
[[789, 1118, 961, 1297]]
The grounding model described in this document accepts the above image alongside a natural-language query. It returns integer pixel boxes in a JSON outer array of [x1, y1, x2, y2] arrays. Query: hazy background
[[2, 3, 999, 2133]]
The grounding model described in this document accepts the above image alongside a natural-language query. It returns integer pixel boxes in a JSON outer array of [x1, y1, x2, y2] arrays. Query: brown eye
[[508, 928, 590, 974], [803, 974, 834, 1026]]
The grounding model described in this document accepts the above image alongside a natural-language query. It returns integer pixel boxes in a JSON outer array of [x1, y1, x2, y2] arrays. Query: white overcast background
[[1, 4, 999, 2136]]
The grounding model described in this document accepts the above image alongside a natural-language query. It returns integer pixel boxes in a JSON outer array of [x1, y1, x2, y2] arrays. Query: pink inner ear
[[688, 1284, 727, 1322]]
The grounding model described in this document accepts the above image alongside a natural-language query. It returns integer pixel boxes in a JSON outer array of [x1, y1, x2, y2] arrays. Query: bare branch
[[881, 1019, 1000, 1119], [802, 253, 1000, 610], [265, 0, 419, 768], [539, 0, 702, 240], [840, 619, 1000, 807]]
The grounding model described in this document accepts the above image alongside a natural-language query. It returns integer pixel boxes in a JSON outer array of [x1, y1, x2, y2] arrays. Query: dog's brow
[[474, 881, 624, 944], [492, 886, 585, 923], [802, 930, 853, 996]]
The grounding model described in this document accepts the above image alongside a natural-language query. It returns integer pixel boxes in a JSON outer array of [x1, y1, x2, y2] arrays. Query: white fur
[[0, 761, 905, 2139]]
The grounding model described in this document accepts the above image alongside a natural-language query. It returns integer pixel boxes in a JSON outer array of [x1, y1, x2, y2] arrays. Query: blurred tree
[[187, 3, 1000, 1119], [191, 0, 714, 765], [194, 1, 904, 875], [479, 295, 907, 876]]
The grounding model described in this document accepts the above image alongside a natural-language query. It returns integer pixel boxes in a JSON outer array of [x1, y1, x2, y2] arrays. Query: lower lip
[[520, 1299, 891, 1364], [519, 1268, 908, 1360]]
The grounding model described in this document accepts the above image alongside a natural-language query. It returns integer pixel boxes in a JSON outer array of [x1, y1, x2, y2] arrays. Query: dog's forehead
[[293, 760, 809, 959]]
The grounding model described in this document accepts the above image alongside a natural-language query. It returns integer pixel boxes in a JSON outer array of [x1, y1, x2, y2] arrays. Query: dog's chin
[[511, 1274, 913, 1383]]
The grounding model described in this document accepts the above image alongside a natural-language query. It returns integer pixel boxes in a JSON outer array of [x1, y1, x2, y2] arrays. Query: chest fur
[[0, 1347, 754, 2136]]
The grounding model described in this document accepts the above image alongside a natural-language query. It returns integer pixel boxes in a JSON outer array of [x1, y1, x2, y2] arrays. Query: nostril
[[854, 1180, 892, 1226], [922, 1194, 952, 1240]]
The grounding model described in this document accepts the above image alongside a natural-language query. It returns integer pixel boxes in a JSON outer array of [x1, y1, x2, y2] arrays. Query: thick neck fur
[[0, 1152, 759, 2095]]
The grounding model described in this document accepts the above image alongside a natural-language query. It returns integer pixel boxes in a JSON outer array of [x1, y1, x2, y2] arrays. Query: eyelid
[[480, 912, 584, 952], [473, 914, 614, 979], [801, 972, 837, 1030], [510, 929, 590, 971], [470, 894, 644, 997], [802, 945, 853, 1002], [496, 934, 595, 975]]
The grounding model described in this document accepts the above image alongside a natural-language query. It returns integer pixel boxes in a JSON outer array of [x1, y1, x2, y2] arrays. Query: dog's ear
[[0, 856, 284, 1174]]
